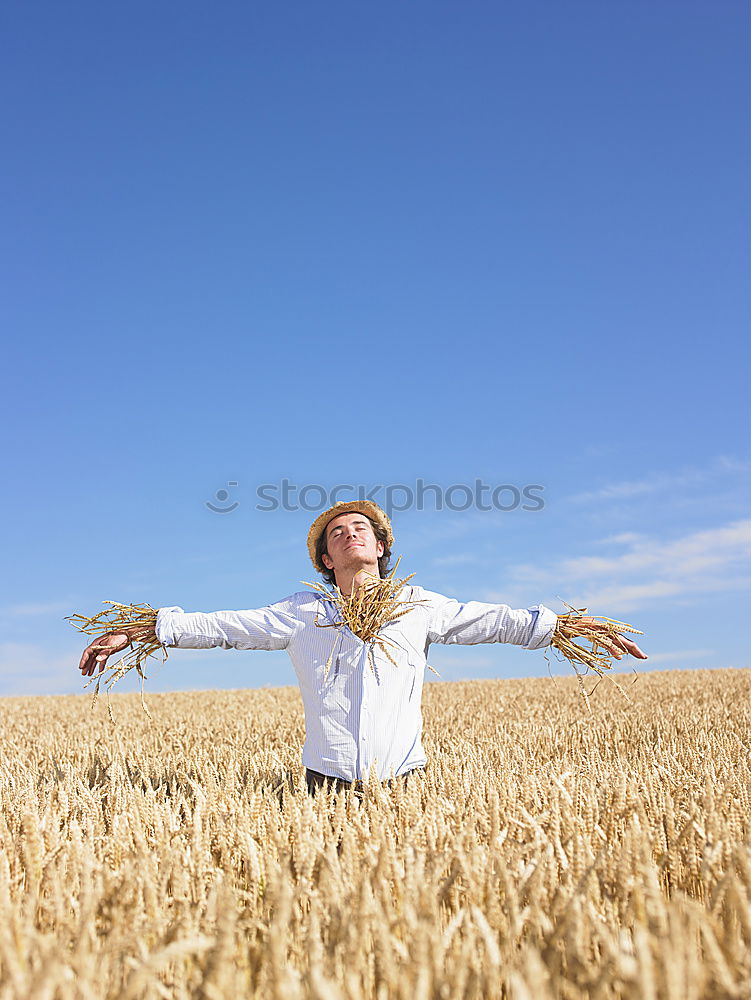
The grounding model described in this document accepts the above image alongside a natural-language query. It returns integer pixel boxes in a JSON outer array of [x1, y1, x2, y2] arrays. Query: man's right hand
[[79, 631, 134, 677]]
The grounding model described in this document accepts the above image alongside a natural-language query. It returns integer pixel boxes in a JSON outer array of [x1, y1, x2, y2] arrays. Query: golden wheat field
[[2, 668, 751, 1000]]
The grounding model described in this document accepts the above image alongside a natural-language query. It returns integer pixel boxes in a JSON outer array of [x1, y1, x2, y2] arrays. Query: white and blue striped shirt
[[155, 587, 557, 783]]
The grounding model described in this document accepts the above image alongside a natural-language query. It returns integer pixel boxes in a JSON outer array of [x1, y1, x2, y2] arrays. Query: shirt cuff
[[155, 606, 184, 647], [525, 605, 558, 650]]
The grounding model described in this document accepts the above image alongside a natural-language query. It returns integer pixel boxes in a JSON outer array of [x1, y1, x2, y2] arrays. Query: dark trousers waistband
[[305, 765, 425, 795]]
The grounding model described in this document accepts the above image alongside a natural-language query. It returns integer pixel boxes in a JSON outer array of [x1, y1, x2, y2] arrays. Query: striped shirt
[[155, 587, 558, 783]]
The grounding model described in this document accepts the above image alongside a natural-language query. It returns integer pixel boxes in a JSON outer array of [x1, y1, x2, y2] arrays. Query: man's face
[[321, 512, 384, 576]]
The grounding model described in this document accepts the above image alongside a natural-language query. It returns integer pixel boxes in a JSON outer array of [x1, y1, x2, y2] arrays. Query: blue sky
[[2, 1, 750, 697]]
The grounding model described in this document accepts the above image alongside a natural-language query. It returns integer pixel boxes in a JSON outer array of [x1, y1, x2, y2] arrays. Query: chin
[[344, 554, 374, 568]]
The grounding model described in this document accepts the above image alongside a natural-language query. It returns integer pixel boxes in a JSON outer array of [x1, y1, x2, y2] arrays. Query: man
[[78, 500, 647, 795]]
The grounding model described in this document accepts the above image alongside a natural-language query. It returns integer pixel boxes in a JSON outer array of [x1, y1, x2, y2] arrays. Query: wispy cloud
[[568, 455, 751, 505], [593, 532, 647, 546], [569, 474, 681, 503], [640, 649, 715, 665], [715, 456, 751, 474], [430, 553, 483, 567], [485, 519, 751, 613]]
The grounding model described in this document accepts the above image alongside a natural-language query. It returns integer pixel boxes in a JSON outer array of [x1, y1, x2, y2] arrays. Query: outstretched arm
[[155, 601, 301, 651], [422, 590, 649, 661], [423, 589, 558, 650], [77, 597, 302, 678]]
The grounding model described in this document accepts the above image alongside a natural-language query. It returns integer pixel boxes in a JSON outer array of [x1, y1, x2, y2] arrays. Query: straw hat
[[307, 500, 394, 572]]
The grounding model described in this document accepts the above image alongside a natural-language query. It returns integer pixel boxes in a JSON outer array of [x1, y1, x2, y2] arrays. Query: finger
[[81, 642, 111, 676], [624, 640, 648, 659], [80, 644, 100, 675], [618, 635, 647, 660], [593, 634, 623, 657], [80, 635, 110, 675]]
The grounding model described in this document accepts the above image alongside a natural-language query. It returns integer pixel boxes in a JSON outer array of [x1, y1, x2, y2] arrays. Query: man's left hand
[[572, 616, 648, 661]]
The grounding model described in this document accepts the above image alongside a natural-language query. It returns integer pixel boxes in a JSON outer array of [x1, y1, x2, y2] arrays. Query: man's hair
[[315, 514, 392, 586]]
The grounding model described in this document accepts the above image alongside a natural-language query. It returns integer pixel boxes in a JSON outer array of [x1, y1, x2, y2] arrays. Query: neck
[[335, 564, 381, 597]]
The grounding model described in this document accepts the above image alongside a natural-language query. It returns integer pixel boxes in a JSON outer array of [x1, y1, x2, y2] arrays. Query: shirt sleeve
[[154, 595, 302, 651], [422, 588, 558, 650]]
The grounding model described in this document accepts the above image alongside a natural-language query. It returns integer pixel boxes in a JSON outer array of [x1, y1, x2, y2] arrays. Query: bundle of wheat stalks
[[302, 555, 440, 679], [64, 601, 167, 717], [550, 601, 644, 706]]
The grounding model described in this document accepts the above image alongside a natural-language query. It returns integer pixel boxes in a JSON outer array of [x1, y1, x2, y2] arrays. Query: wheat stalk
[[302, 556, 441, 679], [65, 601, 167, 720]]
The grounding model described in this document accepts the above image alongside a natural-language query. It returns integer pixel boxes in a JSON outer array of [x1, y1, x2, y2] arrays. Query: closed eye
[[331, 522, 368, 537]]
